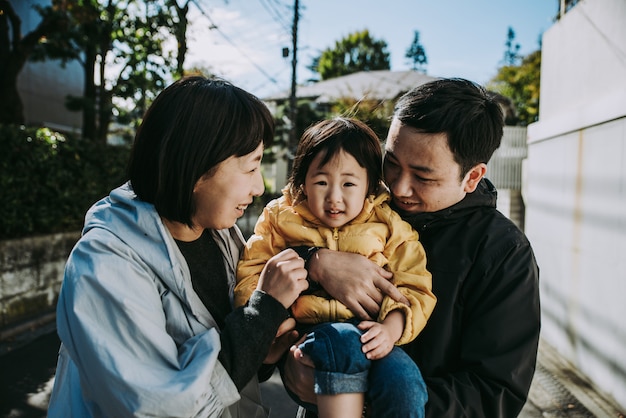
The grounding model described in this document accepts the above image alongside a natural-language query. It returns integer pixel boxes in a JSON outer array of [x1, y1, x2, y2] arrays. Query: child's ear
[[463, 163, 487, 193]]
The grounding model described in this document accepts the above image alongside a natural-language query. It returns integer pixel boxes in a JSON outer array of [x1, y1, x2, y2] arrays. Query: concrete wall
[[0, 232, 79, 342], [525, 0, 626, 409]]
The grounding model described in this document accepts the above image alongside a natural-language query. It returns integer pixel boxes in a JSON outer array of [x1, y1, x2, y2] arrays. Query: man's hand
[[307, 249, 408, 320], [282, 338, 316, 405], [264, 318, 299, 364]]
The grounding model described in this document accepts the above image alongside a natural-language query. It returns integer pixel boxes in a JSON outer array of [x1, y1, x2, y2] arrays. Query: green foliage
[[29, 0, 177, 143], [488, 50, 541, 126], [330, 97, 394, 141], [314, 30, 390, 80], [0, 124, 130, 239], [269, 100, 326, 176], [405, 30, 428, 73]]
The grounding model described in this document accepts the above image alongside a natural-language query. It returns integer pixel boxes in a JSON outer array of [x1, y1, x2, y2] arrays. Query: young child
[[235, 117, 436, 418]]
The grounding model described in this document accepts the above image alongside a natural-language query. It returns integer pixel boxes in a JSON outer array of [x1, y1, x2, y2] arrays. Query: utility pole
[[288, 0, 299, 169]]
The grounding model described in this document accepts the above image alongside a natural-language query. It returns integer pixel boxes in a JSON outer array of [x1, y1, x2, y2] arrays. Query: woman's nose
[[252, 171, 265, 197]]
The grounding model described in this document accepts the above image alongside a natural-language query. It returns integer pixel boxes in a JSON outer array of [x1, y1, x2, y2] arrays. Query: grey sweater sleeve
[[218, 290, 289, 390]]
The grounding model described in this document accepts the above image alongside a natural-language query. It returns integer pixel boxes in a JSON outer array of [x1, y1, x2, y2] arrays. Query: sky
[[184, 0, 559, 99]]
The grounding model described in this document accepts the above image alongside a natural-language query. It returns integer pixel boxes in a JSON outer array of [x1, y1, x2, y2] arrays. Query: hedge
[[0, 125, 130, 239]]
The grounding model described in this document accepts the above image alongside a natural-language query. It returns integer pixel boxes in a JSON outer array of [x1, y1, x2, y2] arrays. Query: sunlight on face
[[192, 143, 265, 230], [383, 118, 469, 215], [303, 149, 369, 228]]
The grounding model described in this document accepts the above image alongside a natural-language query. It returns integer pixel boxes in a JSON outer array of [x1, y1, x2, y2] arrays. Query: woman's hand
[[307, 249, 408, 320], [264, 318, 299, 364], [282, 337, 317, 405], [257, 249, 309, 309]]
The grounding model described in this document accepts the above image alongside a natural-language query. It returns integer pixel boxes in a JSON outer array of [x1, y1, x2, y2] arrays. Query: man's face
[[383, 118, 482, 215]]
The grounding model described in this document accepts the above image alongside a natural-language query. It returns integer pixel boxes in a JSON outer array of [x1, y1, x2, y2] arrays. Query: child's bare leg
[[317, 393, 364, 418]]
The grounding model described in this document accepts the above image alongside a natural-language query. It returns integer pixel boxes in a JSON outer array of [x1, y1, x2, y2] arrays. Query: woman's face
[[192, 143, 265, 230]]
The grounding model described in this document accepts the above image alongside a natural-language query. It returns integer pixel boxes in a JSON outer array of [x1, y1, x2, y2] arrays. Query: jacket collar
[[398, 178, 498, 230]]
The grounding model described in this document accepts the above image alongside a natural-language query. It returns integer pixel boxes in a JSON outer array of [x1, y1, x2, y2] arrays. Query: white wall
[[525, 0, 626, 409]]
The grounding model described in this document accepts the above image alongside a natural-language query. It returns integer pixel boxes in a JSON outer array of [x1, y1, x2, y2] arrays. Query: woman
[[47, 76, 308, 417]]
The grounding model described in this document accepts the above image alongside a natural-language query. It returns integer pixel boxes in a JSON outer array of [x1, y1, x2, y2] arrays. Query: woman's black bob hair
[[128, 76, 274, 226]]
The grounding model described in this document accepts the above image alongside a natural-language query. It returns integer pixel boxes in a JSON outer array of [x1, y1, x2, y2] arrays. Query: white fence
[[487, 126, 528, 191]]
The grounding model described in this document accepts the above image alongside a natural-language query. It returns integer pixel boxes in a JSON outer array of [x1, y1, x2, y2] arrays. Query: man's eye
[[414, 175, 432, 182], [384, 160, 398, 170]]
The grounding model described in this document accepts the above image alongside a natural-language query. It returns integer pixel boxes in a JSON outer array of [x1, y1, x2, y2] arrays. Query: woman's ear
[[463, 163, 487, 193]]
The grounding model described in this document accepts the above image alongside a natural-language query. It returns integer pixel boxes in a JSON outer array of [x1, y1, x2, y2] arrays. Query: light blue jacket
[[48, 183, 267, 417]]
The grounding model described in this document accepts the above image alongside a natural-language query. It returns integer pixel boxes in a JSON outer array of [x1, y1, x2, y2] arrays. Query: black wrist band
[[292, 246, 323, 291], [292, 246, 321, 266]]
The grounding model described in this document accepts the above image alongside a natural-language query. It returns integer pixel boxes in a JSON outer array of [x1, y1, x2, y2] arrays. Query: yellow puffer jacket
[[235, 189, 436, 345]]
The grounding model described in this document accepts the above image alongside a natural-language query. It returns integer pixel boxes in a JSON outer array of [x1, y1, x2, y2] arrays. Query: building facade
[[525, 0, 626, 409]]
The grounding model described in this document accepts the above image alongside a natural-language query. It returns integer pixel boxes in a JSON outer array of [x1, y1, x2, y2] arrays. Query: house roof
[[264, 70, 438, 103]]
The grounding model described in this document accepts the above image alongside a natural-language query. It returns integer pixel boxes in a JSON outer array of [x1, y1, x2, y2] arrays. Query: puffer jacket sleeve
[[54, 229, 238, 418], [235, 201, 287, 308], [290, 292, 354, 324], [377, 205, 437, 345]]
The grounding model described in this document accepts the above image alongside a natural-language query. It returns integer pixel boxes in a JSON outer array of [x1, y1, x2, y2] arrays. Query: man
[[284, 78, 540, 417]]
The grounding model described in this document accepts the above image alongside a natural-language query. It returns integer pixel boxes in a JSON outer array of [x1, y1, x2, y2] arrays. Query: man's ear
[[463, 163, 487, 193]]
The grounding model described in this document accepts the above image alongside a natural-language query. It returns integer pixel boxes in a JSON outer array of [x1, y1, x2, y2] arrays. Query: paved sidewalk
[[520, 339, 624, 418], [1, 331, 624, 417], [260, 339, 626, 418]]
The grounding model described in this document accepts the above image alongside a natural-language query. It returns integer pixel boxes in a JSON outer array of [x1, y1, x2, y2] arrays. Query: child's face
[[303, 149, 369, 228]]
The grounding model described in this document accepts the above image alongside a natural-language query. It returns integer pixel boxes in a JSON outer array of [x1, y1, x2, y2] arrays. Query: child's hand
[[358, 310, 405, 360]]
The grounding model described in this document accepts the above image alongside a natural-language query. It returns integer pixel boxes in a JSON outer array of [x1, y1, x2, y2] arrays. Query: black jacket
[[400, 179, 540, 417]]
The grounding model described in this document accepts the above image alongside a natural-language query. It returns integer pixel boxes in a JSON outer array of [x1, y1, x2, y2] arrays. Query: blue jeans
[[292, 321, 427, 417]]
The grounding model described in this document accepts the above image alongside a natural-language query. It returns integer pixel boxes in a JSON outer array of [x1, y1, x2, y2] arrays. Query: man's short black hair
[[394, 78, 504, 179]]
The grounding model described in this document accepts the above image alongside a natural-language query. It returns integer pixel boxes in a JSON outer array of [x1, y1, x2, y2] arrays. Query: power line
[[190, 0, 279, 85], [258, 0, 291, 32]]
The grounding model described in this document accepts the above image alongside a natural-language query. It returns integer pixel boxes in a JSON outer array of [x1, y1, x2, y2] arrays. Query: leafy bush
[[0, 125, 130, 239]]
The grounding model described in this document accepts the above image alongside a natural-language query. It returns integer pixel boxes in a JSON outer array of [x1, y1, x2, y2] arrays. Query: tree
[[167, 0, 189, 79], [331, 97, 394, 141], [313, 29, 390, 80], [502, 26, 521, 66], [488, 49, 541, 126], [0, 0, 68, 124], [405, 30, 427, 73], [31, 0, 178, 143]]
